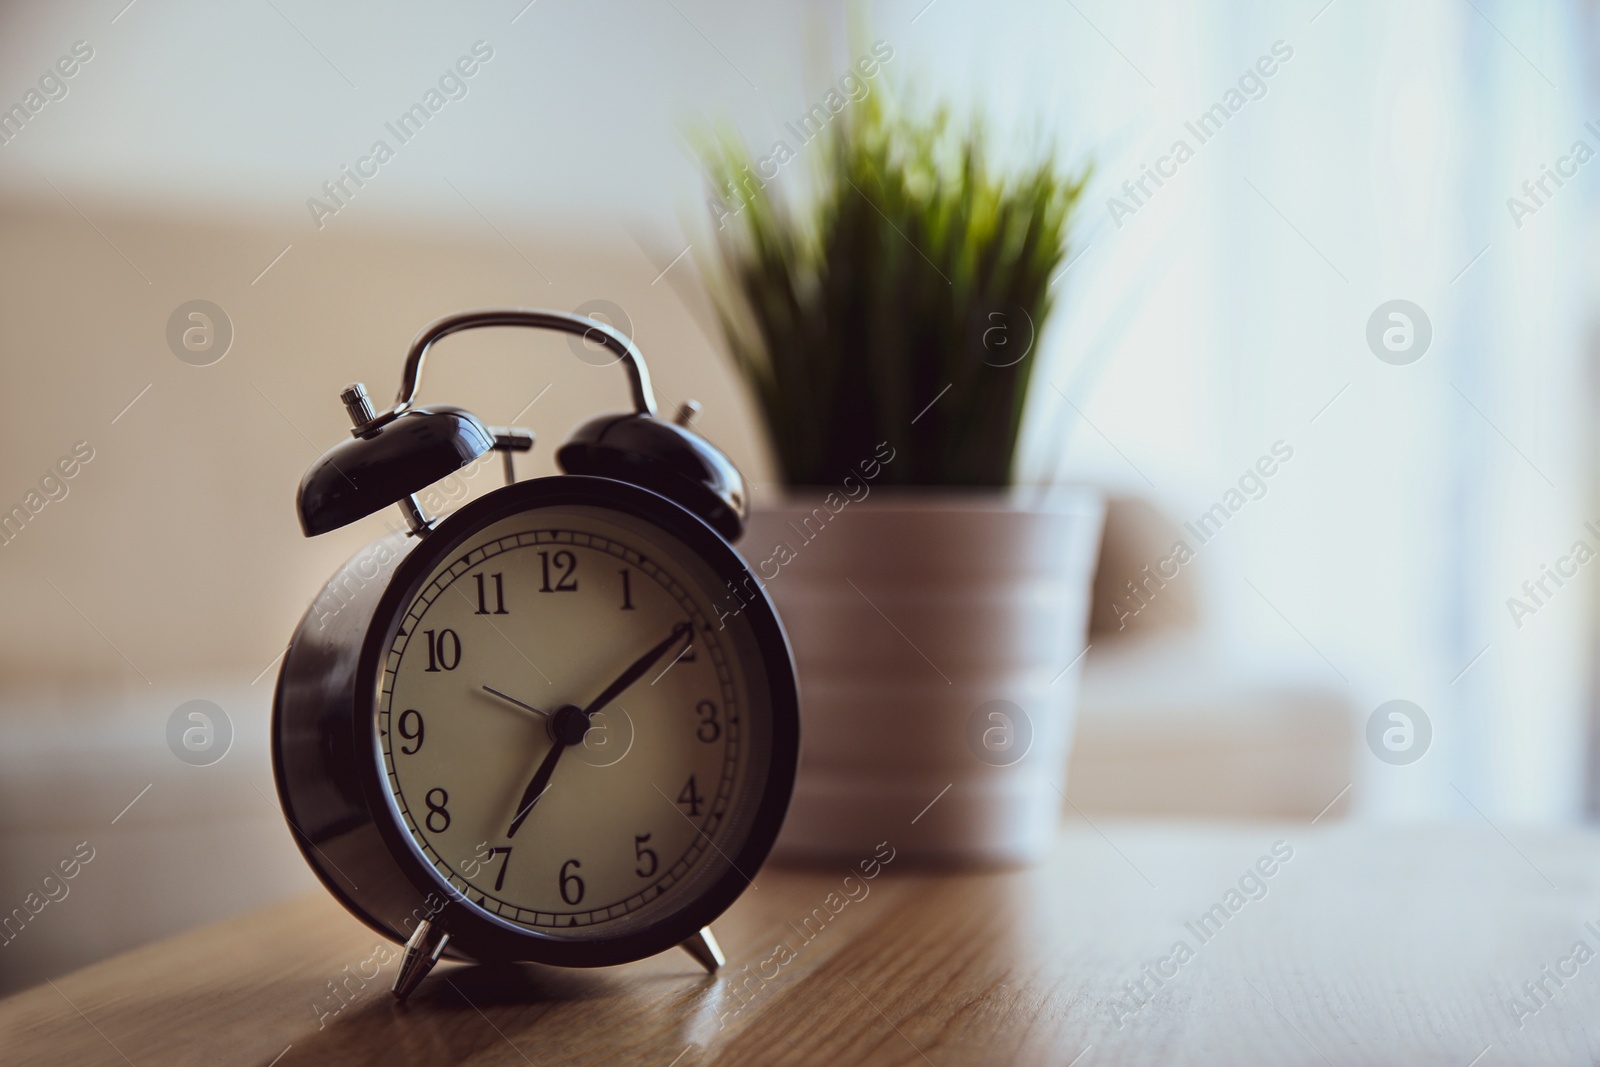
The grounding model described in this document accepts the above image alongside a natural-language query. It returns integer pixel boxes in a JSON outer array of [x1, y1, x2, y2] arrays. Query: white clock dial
[[376, 504, 764, 937]]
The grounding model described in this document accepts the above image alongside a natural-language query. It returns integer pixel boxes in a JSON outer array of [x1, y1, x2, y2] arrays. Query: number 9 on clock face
[[374, 492, 789, 945]]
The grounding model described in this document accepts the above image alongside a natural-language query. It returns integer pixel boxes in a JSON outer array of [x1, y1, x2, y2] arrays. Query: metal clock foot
[[392, 919, 451, 1003], [678, 925, 725, 973]]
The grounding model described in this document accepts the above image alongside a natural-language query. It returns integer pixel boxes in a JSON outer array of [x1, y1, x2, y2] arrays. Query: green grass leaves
[[703, 88, 1087, 486]]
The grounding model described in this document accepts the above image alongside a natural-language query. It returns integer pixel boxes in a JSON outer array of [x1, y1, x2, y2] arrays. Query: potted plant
[[700, 84, 1102, 866]]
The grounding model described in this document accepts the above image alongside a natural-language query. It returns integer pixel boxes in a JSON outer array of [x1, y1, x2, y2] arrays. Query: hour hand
[[482, 684, 549, 718]]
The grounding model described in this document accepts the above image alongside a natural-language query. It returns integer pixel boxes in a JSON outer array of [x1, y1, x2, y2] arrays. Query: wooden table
[[5, 821, 1599, 1066]]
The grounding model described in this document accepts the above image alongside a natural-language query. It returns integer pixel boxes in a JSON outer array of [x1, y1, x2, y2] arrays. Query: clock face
[[373, 500, 779, 941]]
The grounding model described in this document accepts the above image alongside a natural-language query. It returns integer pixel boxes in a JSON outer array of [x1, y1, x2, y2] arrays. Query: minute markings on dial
[[379, 528, 742, 928]]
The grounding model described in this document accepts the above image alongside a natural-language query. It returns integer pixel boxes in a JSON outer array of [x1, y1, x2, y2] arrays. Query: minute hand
[[583, 621, 693, 717]]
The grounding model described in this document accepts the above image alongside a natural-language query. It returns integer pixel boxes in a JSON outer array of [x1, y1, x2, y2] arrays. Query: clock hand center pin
[[503, 622, 693, 838]]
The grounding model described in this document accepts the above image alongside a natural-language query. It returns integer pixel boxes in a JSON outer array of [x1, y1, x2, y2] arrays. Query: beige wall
[[0, 194, 773, 686]]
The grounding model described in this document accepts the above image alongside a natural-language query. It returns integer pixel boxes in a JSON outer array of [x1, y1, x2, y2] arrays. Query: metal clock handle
[[372, 308, 658, 431]]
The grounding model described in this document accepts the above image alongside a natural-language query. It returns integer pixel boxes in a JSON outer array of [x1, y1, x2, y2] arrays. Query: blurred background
[[1, 0, 1597, 994]]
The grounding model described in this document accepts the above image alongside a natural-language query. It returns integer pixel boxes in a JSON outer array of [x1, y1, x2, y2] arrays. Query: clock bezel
[[353, 474, 797, 967]]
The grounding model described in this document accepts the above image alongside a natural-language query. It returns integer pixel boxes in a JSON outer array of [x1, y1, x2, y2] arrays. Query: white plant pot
[[744, 489, 1104, 867]]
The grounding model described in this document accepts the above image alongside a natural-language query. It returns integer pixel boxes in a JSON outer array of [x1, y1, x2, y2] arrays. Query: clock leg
[[392, 919, 451, 1003], [678, 926, 725, 974]]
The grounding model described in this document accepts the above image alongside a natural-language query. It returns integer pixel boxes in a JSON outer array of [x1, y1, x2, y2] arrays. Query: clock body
[[272, 475, 798, 968]]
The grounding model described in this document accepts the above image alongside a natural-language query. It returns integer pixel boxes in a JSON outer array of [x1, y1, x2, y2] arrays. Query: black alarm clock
[[271, 308, 798, 1002]]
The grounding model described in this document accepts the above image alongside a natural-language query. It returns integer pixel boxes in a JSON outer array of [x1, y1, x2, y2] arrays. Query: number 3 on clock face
[[375, 494, 785, 942]]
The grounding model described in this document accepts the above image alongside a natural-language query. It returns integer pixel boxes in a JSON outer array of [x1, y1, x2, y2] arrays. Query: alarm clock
[[271, 308, 799, 1002]]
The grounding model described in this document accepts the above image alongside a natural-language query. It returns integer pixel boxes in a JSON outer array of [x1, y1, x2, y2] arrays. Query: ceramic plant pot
[[744, 489, 1104, 866]]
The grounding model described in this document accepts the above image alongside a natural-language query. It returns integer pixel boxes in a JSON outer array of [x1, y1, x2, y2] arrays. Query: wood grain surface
[[4, 820, 1599, 1066]]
